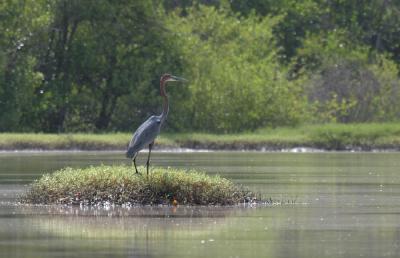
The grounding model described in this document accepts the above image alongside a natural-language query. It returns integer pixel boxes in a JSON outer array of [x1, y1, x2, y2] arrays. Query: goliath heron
[[126, 74, 187, 175]]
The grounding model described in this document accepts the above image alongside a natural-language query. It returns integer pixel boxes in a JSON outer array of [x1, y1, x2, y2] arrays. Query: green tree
[[230, 0, 400, 67], [295, 31, 400, 123], [34, 0, 184, 132], [0, 0, 49, 131], [166, 5, 306, 132]]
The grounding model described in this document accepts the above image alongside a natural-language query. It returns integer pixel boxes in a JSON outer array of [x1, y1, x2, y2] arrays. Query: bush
[[165, 6, 306, 132], [295, 31, 400, 123]]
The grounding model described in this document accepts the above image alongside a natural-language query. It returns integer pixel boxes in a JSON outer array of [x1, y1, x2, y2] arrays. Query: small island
[[21, 165, 255, 206]]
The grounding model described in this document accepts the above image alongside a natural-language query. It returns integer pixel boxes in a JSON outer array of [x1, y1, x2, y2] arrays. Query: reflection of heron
[[126, 74, 187, 175]]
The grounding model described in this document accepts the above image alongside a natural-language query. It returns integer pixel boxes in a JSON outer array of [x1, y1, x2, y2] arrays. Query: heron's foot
[[133, 166, 141, 175], [146, 162, 150, 176], [132, 160, 140, 175]]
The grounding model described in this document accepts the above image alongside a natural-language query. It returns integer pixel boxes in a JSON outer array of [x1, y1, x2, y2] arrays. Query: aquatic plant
[[21, 165, 255, 206]]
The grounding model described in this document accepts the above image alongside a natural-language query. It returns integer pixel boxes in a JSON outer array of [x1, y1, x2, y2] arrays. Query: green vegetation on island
[[20, 165, 255, 205]]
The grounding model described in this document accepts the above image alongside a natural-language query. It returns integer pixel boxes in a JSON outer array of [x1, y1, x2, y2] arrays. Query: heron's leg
[[146, 142, 154, 177], [132, 153, 139, 174]]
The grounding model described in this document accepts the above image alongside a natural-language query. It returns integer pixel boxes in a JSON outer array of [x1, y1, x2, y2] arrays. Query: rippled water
[[1, 151, 400, 257]]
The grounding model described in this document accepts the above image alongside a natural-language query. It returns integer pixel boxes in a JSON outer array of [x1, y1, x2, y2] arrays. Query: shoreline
[[1, 123, 400, 152], [0, 145, 399, 153]]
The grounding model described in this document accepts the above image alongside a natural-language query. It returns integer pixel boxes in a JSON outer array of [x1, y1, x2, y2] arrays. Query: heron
[[126, 74, 187, 175]]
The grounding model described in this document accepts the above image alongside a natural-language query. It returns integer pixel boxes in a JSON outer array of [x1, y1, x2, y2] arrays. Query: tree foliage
[[166, 6, 304, 132], [295, 31, 400, 123], [1, 0, 400, 133]]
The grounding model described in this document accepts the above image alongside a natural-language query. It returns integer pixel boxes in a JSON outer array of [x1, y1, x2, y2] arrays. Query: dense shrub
[[294, 31, 400, 123], [166, 6, 306, 132]]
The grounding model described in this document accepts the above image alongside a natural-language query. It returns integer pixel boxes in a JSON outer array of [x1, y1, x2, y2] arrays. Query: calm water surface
[[1, 151, 400, 258]]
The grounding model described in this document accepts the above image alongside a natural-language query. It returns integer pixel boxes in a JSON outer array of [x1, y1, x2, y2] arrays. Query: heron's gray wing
[[126, 116, 161, 158]]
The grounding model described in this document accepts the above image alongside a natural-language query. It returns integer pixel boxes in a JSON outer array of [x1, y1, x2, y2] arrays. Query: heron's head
[[160, 74, 187, 84]]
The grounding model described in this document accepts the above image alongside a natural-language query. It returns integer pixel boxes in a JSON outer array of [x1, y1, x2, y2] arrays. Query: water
[[1, 151, 400, 257]]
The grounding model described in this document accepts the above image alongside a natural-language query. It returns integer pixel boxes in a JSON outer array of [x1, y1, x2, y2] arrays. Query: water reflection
[[15, 204, 248, 218], [3, 204, 260, 258], [1, 152, 400, 257], [5, 204, 397, 258]]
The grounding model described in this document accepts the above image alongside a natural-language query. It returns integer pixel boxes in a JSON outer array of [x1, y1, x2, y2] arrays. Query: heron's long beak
[[170, 75, 188, 82]]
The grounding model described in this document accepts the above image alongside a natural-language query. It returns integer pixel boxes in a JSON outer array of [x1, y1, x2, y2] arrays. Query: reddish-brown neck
[[160, 77, 169, 122], [160, 77, 168, 97]]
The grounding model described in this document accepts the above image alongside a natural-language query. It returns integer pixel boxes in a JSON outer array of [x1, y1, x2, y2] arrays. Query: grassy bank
[[20, 165, 254, 205], [172, 123, 400, 151], [0, 133, 175, 150], [2, 123, 400, 151]]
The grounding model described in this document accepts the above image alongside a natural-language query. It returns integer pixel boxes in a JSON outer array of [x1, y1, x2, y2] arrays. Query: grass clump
[[21, 165, 254, 206]]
